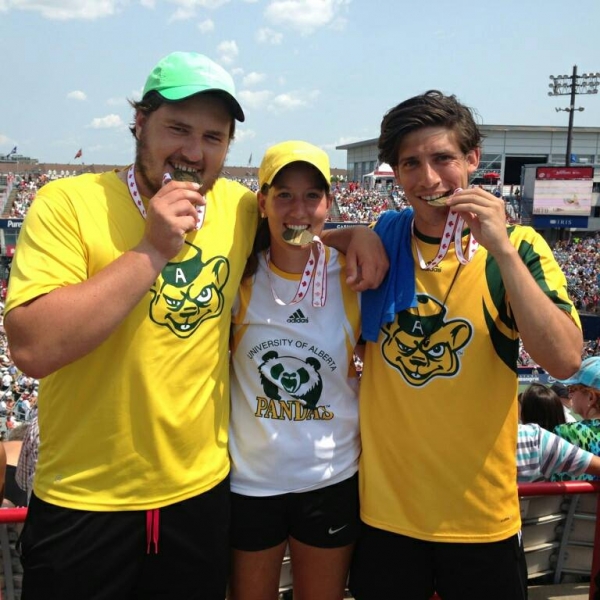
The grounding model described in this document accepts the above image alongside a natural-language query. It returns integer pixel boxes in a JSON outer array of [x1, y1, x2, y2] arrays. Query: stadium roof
[[336, 124, 600, 150]]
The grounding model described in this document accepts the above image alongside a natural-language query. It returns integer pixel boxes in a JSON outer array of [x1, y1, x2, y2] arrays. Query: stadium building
[[337, 124, 600, 231]]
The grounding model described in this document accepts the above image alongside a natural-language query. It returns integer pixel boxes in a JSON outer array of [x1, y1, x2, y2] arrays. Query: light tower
[[548, 66, 600, 167]]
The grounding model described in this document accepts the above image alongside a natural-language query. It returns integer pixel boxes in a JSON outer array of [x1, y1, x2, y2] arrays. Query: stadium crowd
[[3, 173, 49, 219]]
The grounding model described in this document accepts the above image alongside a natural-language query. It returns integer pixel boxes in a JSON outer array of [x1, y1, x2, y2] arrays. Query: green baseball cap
[[142, 52, 245, 122]]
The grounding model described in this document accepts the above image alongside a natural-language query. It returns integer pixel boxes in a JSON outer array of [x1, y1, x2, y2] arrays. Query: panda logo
[[258, 351, 324, 410]]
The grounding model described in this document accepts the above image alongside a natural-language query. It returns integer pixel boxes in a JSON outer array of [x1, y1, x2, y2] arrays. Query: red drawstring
[[146, 509, 160, 554]]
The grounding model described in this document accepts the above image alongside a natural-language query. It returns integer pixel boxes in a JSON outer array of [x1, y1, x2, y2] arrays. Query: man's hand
[[446, 188, 511, 258], [143, 179, 206, 261], [321, 225, 389, 291]]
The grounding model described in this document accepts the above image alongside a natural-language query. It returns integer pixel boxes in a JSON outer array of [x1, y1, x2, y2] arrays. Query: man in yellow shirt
[[350, 90, 583, 600], [5, 52, 386, 600]]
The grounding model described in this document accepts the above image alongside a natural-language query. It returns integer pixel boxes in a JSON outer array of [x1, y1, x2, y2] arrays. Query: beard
[[134, 130, 225, 198], [134, 133, 163, 198]]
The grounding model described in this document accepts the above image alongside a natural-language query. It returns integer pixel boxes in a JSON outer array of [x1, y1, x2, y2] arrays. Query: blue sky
[[1, 0, 600, 169]]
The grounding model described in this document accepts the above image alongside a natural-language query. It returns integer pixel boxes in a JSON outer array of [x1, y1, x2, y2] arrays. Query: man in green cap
[[4, 52, 386, 599]]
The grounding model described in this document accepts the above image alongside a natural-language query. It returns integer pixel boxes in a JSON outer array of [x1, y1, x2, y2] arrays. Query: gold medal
[[172, 169, 202, 185], [282, 228, 316, 246]]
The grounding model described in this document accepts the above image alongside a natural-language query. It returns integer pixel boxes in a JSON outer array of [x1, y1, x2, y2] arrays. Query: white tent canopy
[[362, 163, 395, 189]]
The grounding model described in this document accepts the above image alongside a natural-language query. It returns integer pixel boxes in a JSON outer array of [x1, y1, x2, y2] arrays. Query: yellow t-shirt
[[6, 170, 258, 510], [359, 224, 581, 543]]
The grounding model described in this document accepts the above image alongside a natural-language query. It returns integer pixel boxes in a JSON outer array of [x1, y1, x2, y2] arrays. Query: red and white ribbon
[[126, 165, 204, 229], [266, 237, 328, 308], [414, 188, 479, 270]]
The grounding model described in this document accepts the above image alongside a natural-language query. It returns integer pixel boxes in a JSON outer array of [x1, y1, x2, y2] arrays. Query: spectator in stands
[[5, 412, 16, 431], [1, 368, 11, 390], [552, 233, 600, 314], [4, 52, 385, 600], [0, 441, 5, 504], [520, 383, 567, 432], [228, 141, 361, 600], [2, 423, 27, 507], [14, 391, 31, 421], [553, 356, 600, 482], [0, 391, 7, 417], [349, 90, 583, 600], [15, 405, 38, 504], [517, 422, 600, 482], [550, 381, 577, 423]]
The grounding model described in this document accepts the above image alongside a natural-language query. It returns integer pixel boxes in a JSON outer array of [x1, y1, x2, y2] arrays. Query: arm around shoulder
[[320, 225, 389, 291]]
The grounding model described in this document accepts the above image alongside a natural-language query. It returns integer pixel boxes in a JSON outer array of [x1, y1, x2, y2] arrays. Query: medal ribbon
[[266, 236, 328, 308], [126, 165, 205, 229], [413, 189, 479, 270], [127, 165, 147, 219]]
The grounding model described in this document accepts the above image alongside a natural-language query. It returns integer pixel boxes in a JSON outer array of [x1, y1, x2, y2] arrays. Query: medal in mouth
[[425, 187, 462, 207], [172, 168, 202, 185], [426, 196, 449, 206], [282, 227, 316, 246]]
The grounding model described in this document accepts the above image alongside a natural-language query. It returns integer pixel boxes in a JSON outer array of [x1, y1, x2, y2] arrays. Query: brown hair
[[128, 90, 236, 140], [378, 90, 483, 167], [520, 383, 566, 432]]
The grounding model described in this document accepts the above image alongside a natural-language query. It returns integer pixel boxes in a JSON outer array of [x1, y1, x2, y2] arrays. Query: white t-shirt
[[229, 249, 361, 496]]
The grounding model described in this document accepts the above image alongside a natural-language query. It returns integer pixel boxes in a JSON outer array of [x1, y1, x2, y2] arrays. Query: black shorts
[[19, 477, 231, 600], [348, 522, 528, 600], [231, 473, 359, 551]]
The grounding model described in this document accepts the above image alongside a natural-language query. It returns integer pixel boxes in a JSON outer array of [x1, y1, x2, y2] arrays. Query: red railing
[[0, 508, 27, 524], [518, 480, 600, 600], [0, 483, 598, 599]]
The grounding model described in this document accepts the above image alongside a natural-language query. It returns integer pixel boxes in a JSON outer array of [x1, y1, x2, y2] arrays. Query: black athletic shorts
[[348, 522, 528, 600], [231, 473, 359, 551], [19, 477, 230, 600]]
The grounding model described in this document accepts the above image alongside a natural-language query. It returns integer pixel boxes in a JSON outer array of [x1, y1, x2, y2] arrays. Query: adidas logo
[[287, 309, 309, 323]]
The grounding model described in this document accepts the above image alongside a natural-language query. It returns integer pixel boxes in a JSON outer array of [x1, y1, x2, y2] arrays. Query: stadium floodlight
[[548, 65, 600, 166]]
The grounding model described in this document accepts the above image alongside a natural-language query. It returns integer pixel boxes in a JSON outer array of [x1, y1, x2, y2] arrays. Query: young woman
[[228, 141, 361, 600], [520, 383, 566, 433]]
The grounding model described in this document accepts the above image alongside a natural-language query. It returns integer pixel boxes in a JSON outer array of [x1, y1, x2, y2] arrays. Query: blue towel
[[361, 209, 417, 342]]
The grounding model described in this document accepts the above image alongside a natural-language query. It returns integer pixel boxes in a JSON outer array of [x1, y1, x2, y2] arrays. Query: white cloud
[[67, 90, 87, 101], [269, 89, 320, 112], [217, 40, 239, 65], [0, 135, 11, 146], [5, 0, 127, 20], [238, 90, 273, 110], [107, 96, 127, 106], [322, 135, 361, 151], [89, 114, 125, 129], [1, 0, 232, 19], [238, 88, 320, 112], [243, 72, 266, 87], [256, 27, 283, 45], [197, 18, 214, 33], [169, 0, 231, 8], [264, 0, 350, 35], [231, 67, 245, 77], [168, 6, 195, 21], [234, 129, 257, 143], [270, 93, 305, 111]]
